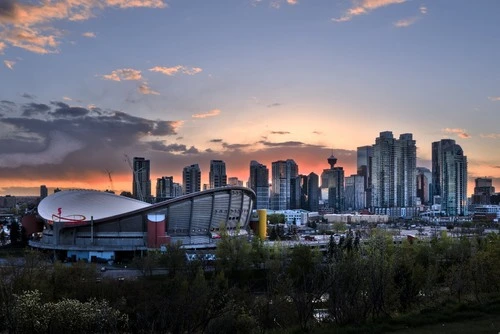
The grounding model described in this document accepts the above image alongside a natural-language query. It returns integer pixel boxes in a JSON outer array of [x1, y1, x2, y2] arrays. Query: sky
[[0, 0, 500, 197]]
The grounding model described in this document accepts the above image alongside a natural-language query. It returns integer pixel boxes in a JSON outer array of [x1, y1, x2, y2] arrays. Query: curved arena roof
[[38, 190, 151, 222]]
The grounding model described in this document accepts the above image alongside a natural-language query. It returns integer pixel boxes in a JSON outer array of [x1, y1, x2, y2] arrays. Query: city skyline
[[1, 0, 500, 196]]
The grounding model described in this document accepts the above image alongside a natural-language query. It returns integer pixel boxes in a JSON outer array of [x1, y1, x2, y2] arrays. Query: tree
[[9, 221, 20, 245]]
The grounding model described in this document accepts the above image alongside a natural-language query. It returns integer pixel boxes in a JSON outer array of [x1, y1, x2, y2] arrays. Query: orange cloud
[[0, 0, 167, 54], [333, 0, 405, 22], [394, 16, 419, 27], [102, 68, 142, 81], [192, 109, 221, 119], [442, 128, 471, 139], [149, 65, 203, 76], [488, 96, 500, 101], [480, 133, 500, 139]]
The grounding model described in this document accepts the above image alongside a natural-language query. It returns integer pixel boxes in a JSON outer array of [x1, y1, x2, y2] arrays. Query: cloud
[[394, 16, 419, 27], [21, 93, 36, 99], [271, 131, 290, 135], [209, 139, 223, 143], [287, 0, 298, 4], [0, 0, 167, 54], [256, 0, 298, 8], [267, 102, 282, 108], [149, 141, 200, 154], [62, 96, 72, 101], [0, 99, 181, 174], [22, 103, 51, 117], [3, 60, 15, 69], [420, 6, 427, 14], [82, 32, 96, 38], [149, 65, 203, 76], [480, 133, 500, 139], [259, 140, 324, 148], [102, 68, 142, 81], [333, 0, 406, 22], [138, 83, 160, 95], [312, 131, 322, 135], [0, 41, 5, 53], [488, 96, 500, 101], [442, 128, 471, 139], [222, 142, 252, 150], [192, 109, 221, 119]]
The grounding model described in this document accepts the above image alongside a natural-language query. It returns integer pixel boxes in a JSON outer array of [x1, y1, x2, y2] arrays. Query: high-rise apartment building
[[416, 167, 432, 205], [345, 175, 365, 210], [249, 160, 269, 210], [307, 172, 319, 212], [431, 139, 468, 216], [397, 134, 417, 207], [156, 176, 175, 201], [228, 177, 243, 187], [183, 164, 201, 195], [357, 145, 373, 207], [472, 177, 495, 205], [133, 157, 151, 202], [321, 154, 345, 212], [371, 132, 417, 209], [209, 160, 227, 189], [271, 159, 298, 210], [40, 185, 48, 200]]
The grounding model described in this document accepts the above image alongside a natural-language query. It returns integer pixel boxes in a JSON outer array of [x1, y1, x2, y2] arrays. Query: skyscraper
[[397, 133, 417, 207], [371, 132, 417, 209], [416, 167, 432, 205], [271, 159, 298, 210], [321, 154, 345, 212], [472, 177, 495, 205], [156, 176, 175, 201], [307, 172, 319, 212], [183, 164, 201, 195], [209, 160, 227, 189], [249, 160, 269, 210], [132, 157, 151, 202], [431, 139, 468, 215], [345, 175, 365, 210], [357, 145, 373, 207], [40, 185, 48, 200]]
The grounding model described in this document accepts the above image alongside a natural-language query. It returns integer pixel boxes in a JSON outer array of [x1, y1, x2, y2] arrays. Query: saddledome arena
[[30, 187, 255, 262]]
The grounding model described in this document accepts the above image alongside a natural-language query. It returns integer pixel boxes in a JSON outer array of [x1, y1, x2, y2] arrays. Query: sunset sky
[[1, 0, 500, 197]]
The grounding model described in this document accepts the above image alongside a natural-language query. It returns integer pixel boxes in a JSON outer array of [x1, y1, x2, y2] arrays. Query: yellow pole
[[257, 209, 267, 240]]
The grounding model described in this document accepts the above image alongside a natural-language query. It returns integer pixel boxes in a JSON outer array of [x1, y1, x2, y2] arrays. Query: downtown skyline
[[1, 0, 500, 196]]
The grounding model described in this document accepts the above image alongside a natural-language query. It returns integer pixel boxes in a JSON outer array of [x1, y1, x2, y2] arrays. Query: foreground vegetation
[[1, 230, 500, 333]]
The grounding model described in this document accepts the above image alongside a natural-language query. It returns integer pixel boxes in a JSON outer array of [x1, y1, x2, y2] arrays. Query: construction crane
[[105, 169, 114, 193], [124, 154, 145, 202]]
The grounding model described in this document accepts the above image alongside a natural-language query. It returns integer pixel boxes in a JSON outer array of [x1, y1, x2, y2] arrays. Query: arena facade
[[30, 187, 255, 262]]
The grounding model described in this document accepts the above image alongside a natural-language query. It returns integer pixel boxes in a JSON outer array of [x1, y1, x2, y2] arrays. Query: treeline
[[1, 231, 500, 333]]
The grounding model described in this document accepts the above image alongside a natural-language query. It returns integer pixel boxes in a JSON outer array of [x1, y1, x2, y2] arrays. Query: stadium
[[30, 187, 255, 262]]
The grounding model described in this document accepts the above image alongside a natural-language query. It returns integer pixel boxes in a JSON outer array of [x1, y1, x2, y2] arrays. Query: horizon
[[1, 0, 500, 196]]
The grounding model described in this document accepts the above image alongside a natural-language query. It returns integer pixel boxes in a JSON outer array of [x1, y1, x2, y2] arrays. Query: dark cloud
[[21, 93, 36, 99], [270, 131, 290, 135], [222, 142, 252, 150], [0, 100, 16, 114], [149, 141, 200, 154], [0, 100, 181, 176], [259, 140, 324, 148], [493, 166, 500, 169], [22, 103, 50, 117], [312, 131, 322, 135], [50, 105, 89, 118], [0, 0, 16, 20], [267, 103, 282, 108], [209, 139, 223, 143]]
